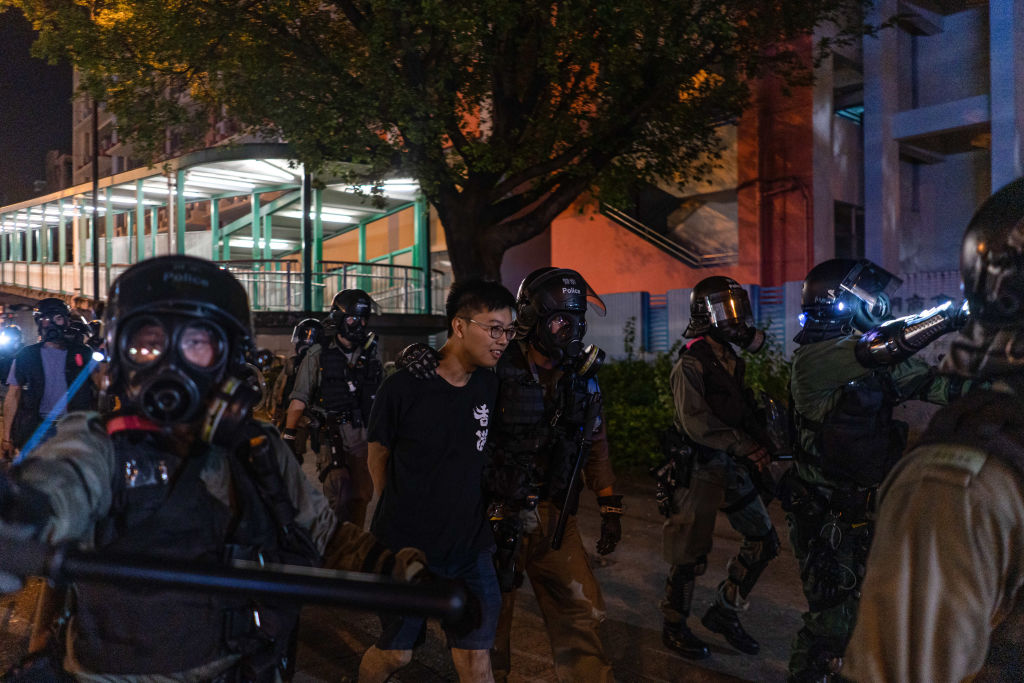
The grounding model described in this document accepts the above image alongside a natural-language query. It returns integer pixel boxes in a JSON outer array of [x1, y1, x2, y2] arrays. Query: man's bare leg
[[451, 648, 495, 683], [358, 645, 412, 683]]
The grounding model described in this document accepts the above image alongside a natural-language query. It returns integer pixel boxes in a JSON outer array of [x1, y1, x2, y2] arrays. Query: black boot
[[662, 621, 711, 660], [701, 604, 760, 655]]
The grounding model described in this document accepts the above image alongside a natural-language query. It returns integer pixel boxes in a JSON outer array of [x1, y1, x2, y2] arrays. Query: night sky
[[0, 9, 72, 206]]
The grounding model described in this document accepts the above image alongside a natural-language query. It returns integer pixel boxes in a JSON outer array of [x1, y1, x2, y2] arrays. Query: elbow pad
[[855, 300, 970, 368]]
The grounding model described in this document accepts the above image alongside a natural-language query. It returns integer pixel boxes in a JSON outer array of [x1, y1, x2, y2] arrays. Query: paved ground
[[0, 463, 805, 682]]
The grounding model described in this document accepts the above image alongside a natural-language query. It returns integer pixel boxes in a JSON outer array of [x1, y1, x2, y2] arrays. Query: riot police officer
[[485, 267, 620, 683], [272, 318, 322, 461], [844, 178, 1024, 682], [785, 258, 970, 681], [660, 276, 778, 660], [2, 298, 96, 459], [283, 290, 383, 529], [0, 256, 428, 680]]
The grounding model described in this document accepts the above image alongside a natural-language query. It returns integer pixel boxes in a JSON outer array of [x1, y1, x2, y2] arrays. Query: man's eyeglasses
[[461, 317, 515, 340]]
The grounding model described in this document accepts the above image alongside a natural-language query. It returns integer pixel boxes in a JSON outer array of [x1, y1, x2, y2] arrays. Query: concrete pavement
[[298, 462, 805, 682]]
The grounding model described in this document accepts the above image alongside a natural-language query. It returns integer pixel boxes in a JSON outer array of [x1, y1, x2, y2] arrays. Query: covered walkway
[[0, 144, 449, 316]]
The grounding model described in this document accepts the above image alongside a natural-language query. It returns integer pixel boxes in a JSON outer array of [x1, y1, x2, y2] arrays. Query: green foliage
[[4, 0, 871, 279], [740, 330, 792, 407], [599, 320, 792, 470]]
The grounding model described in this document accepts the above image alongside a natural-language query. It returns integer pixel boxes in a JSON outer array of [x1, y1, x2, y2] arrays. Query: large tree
[[7, 0, 863, 279]]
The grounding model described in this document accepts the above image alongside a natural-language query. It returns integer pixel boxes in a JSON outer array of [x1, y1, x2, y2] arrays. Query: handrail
[[600, 204, 736, 267]]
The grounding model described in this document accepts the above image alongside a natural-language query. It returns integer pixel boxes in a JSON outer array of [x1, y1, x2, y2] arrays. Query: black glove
[[396, 343, 441, 380], [596, 495, 623, 555], [281, 427, 303, 464]]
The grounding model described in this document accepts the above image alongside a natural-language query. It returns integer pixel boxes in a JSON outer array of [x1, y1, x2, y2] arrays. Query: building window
[[835, 201, 865, 259]]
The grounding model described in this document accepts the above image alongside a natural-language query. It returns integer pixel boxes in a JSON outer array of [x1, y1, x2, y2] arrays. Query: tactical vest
[[73, 424, 320, 679], [795, 369, 907, 488], [486, 343, 591, 506], [11, 342, 95, 447], [318, 341, 380, 421], [681, 337, 759, 437]]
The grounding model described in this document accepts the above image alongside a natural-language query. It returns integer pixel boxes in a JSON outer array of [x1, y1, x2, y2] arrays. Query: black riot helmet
[[794, 258, 902, 345], [684, 276, 766, 352], [944, 177, 1024, 379], [253, 348, 275, 371], [290, 317, 323, 356], [515, 267, 606, 364], [324, 289, 378, 344], [34, 297, 72, 344], [104, 255, 256, 433], [66, 315, 92, 346]]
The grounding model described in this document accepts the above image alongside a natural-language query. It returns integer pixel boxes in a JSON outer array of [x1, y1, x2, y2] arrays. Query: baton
[[1, 537, 465, 621]]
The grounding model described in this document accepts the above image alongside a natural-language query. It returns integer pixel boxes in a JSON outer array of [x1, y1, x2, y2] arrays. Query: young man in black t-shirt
[[360, 279, 516, 683]]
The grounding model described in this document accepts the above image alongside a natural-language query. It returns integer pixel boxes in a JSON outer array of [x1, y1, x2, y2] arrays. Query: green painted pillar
[[414, 194, 430, 314], [357, 221, 368, 293], [262, 214, 273, 262], [176, 169, 186, 255], [210, 198, 220, 261], [136, 179, 145, 263], [105, 188, 114, 292], [150, 207, 158, 258], [313, 189, 324, 311], [58, 199, 67, 293], [38, 203, 50, 263], [251, 192, 261, 309]]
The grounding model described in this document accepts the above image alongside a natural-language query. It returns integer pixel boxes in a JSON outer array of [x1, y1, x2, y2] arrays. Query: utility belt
[[312, 410, 362, 482], [778, 467, 875, 522]]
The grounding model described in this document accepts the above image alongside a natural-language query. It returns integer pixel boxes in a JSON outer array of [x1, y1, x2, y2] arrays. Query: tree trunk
[[442, 213, 506, 282]]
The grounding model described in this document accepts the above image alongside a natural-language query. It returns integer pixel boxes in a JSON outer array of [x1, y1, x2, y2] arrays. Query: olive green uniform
[[662, 338, 776, 622], [290, 342, 373, 529], [786, 334, 966, 679], [844, 384, 1024, 682]]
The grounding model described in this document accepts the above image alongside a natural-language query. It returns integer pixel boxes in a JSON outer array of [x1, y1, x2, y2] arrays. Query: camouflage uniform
[[487, 342, 615, 683], [786, 334, 967, 680], [662, 337, 777, 642], [3, 411, 423, 681]]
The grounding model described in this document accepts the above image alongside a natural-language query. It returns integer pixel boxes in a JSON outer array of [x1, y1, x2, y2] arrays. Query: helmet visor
[[705, 290, 753, 327], [179, 322, 226, 369], [839, 260, 902, 312]]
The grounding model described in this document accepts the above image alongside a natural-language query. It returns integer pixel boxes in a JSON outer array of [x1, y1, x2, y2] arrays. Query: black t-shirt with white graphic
[[368, 366, 498, 564]]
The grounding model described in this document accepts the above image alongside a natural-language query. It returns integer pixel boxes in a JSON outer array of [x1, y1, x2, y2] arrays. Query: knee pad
[[728, 529, 780, 599]]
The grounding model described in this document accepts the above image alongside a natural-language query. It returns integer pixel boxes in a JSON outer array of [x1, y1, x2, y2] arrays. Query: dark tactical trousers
[[661, 450, 775, 621], [316, 421, 372, 530], [491, 501, 613, 683], [786, 504, 872, 680]]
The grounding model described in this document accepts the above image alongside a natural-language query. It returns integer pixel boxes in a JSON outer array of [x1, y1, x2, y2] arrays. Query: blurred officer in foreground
[[2, 298, 97, 461], [660, 276, 777, 660], [0, 256, 427, 681], [283, 290, 383, 528], [785, 258, 970, 681], [844, 178, 1024, 682]]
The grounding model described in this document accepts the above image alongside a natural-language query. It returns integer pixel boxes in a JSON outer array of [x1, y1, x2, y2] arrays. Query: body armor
[[10, 341, 95, 447], [317, 340, 380, 423], [795, 370, 908, 488], [485, 343, 594, 508], [75, 425, 320, 679], [680, 338, 765, 446]]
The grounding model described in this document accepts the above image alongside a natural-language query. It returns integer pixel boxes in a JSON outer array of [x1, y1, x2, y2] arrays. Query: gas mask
[[839, 260, 901, 331], [537, 311, 588, 365], [117, 314, 236, 426], [324, 310, 369, 344], [39, 314, 70, 345]]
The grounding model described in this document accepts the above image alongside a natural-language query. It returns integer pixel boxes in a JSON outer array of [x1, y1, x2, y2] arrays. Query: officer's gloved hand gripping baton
[[0, 534, 466, 621]]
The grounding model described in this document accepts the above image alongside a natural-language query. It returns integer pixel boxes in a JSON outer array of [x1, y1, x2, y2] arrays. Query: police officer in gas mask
[[0, 256, 431, 681], [659, 276, 777, 661], [485, 267, 619, 683], [2, 298, 97, 460], [272, 318, 322, 459], [283, 290, 383, 529], [784, 258, 970, 681]]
